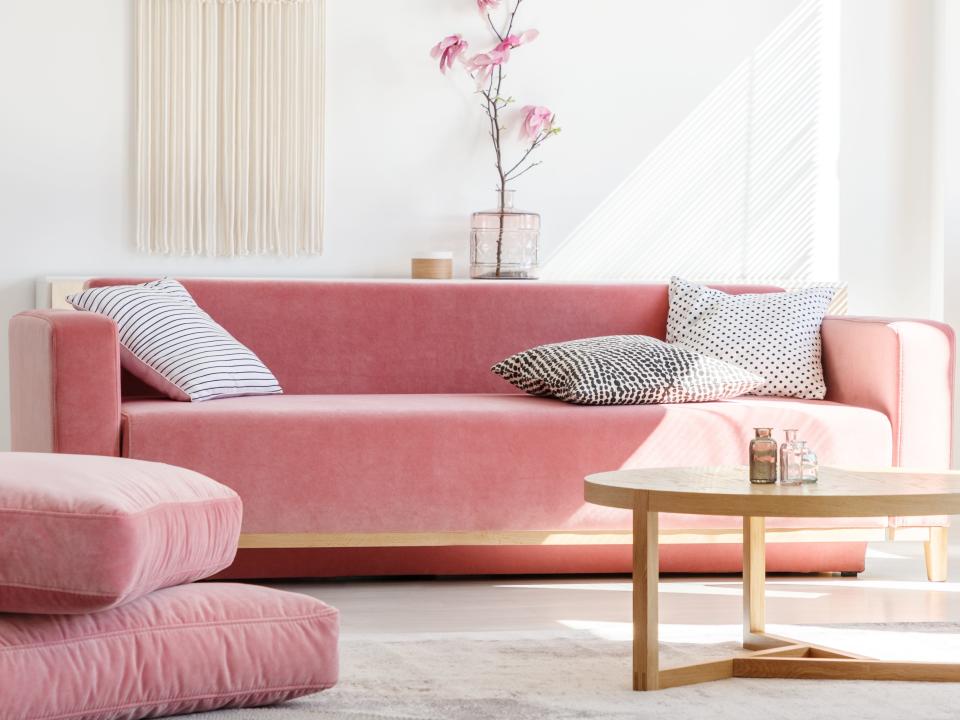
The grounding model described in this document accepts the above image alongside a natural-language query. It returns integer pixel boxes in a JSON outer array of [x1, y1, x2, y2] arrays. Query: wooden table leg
[[634, 493, 659, 690], [924, 526, 949, 582], [743, 516, 766, 647]]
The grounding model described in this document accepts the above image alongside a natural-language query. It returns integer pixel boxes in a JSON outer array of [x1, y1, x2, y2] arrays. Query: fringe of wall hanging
[[136, 0, 324, 256]]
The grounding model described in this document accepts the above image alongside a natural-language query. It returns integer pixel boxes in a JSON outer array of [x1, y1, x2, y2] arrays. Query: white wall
[[939, 0, 960, 333], [0, 0, 946, 453], [934, 0, 960, 480], [840, 0, 937, 318]]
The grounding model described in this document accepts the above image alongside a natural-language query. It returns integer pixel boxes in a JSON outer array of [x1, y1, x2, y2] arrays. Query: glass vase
[[801, 446, 819, 484], [470, 189, 540, 279], [749, 428, 778, 484], [779, 429, 804, 486]]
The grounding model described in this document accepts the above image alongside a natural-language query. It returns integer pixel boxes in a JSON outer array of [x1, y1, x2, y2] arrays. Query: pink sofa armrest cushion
[[0, 452, 242, 614], [821, 316, 955, 467], [0, 583, 339, 720], [9, 309, 122, 455]]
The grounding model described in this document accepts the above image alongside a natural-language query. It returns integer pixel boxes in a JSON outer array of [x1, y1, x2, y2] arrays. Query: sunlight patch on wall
[[542, 0, 839, 296]]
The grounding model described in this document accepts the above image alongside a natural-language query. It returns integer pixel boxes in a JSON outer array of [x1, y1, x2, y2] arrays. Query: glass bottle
[[470, 189, 541, 279], [779, 429, 804, 486], [749, 428, 778, 484], [801, 446, 819, 484]]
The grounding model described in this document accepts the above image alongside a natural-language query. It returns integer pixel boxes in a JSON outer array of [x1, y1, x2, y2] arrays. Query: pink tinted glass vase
[[471, 189, 540, 279]]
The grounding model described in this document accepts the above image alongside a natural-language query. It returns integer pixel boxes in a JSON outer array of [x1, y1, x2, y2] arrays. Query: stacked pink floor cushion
[[0, 452, 339, 719], [0, 583, 339, 720], [0, 452, 242, 614]]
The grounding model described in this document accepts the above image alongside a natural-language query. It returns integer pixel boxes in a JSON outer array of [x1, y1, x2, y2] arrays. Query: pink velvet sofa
[[8, 279, 955, 580]]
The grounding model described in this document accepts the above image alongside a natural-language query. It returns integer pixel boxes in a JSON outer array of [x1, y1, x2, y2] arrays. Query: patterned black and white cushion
[[67, 279, 282, 402], [491, 335, 763, 405], [666, 277, 835, 400]]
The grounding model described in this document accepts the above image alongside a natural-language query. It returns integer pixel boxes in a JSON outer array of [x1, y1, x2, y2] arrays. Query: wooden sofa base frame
[[237, 525, 949, 582]]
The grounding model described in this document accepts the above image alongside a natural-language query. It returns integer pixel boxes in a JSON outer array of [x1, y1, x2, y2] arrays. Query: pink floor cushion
[[0, 452, 242, 614], [0, 583, 339, 720]]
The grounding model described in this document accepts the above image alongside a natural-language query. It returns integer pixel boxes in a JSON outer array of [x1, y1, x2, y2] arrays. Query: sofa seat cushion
[[121, 394, 893, 536], [0, 452, 242, 614], [0, 583, 339, 720]]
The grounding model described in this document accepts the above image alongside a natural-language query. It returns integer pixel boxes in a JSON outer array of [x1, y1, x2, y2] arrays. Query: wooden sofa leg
[[924, 527, 949, 582]]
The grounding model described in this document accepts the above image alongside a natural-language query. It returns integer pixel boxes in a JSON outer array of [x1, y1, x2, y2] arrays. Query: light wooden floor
[[266, 542, 960, 639]]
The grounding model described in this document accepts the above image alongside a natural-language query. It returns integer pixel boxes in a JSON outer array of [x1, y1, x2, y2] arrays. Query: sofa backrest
[[87, 279, 779, 395]]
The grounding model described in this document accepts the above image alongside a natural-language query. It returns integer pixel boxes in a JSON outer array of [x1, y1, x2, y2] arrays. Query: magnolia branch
[[431, 0, 556, 274], [487, 14, 502, 41], [506, 161, 542, 182], [503, 130, 551, 180]]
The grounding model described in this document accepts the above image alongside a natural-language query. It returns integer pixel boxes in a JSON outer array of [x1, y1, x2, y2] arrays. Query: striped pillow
[[67, 279, 282, 402]]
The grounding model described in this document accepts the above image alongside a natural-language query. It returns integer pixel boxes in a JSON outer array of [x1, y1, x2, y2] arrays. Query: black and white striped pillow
[[67, 279, 282, 402]]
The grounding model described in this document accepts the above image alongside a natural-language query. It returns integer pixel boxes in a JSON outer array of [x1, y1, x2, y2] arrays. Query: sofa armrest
[[8, 310, 121, 455], [821, 316, 955, 468]]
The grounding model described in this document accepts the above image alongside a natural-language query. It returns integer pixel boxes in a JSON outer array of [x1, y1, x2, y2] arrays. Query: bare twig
[[502, 131, 549, 178], [506, 0, 522, 37], [487, 13, 503, 41], [506, 161, 542, 182]]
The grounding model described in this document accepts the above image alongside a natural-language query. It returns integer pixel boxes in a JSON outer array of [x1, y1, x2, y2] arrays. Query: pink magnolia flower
[[477, 0, 501, 12], [520, 105, 555, 140], [430, 34, 469, 74], [466, 29, 539, 85], [465, 52, 500, 85], [492, 29, 539, 62]]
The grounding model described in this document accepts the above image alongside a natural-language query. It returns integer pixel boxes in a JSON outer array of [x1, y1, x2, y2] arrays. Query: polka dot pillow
[[491, 335, 763, 405], [666, 277, 835, 399]]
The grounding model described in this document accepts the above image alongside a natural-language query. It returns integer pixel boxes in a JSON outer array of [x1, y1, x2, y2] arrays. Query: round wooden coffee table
[[585, 465, 960, 691]]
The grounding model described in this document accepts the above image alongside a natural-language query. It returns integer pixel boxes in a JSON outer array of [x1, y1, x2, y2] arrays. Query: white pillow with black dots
[[666, 277, 835, 400]]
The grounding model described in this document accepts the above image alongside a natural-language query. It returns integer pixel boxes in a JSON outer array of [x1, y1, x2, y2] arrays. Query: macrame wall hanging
[[136, 0, 324, 256]]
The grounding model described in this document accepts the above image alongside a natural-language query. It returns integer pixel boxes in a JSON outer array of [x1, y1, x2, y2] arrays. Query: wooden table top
[[585, 466, 960, 517]]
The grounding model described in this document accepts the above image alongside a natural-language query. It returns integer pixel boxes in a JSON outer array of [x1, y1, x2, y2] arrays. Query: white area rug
[[198, 623, 960, 720]]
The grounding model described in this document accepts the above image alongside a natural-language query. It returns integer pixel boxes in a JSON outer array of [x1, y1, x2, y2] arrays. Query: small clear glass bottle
[[749, 428, 778, 484], [801, 446, 819, 484], [779, 429, 804, 486]]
